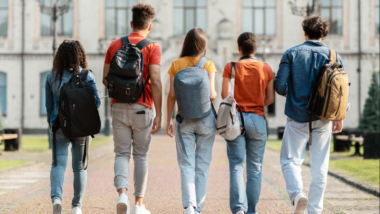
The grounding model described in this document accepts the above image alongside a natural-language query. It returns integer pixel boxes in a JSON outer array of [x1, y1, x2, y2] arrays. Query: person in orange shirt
[[166, 28, 217, 214], [221, 32, 274, 214], [102, 3, 162, 214]]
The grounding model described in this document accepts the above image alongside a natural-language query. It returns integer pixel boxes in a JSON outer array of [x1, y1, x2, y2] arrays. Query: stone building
[[0, 0, 378, 134]]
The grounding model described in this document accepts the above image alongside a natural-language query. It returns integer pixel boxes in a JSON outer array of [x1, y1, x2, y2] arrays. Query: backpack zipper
[[335, 86, 343, 116], [321, 69, 339, 103]]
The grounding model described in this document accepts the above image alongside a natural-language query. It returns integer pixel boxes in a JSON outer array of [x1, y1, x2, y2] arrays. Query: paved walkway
[[0, 135, 378, 214]]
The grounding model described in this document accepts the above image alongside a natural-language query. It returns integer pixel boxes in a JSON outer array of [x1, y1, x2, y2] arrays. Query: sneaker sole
[[53, 204, 62, 214], [117, 203, 128, 214], [294, 197, 308, 214]]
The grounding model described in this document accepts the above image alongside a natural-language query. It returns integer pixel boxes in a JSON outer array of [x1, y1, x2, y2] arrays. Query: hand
[[332, 120, 344, 133], [150, 116, 161, 134], [166, 120, 174, 138], [102, 78, 107, 88]]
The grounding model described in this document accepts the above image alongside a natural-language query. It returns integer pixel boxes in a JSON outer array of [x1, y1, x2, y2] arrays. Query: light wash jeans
[[112, 103, 153, 197], [280, 118, 332, 214], [226, 113, 267, 214], [50, 128, 88, 207], [175, 112, 216, 212]]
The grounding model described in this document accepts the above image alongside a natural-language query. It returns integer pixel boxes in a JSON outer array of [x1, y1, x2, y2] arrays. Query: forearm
[[210, 90, 217, 101], [151, 80, 162, 117], [166, 96, 176, 123], [264, 97, 274, 106]]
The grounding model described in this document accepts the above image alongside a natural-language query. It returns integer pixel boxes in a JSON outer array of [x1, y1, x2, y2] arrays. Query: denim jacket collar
[[304, 40, 327, 47]]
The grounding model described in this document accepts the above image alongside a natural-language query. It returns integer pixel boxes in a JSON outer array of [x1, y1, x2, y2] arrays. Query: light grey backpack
[[216, 62, 245, 141], [174, 57, 217, 157]]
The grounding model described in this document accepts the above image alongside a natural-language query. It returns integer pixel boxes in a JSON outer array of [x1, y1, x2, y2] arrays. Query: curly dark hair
[[52, 40, 87, 88], [237, 32, 258, 56], [302, 16, 330, 40], [132, 3, 155, 30]]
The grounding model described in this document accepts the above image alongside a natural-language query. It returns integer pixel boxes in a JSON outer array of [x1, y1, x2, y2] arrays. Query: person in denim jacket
[[45, 40, 101, 214], [274, 16, 347, 214]]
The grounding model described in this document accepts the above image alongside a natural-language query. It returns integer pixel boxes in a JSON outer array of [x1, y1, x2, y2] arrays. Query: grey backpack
[[174, 57, 217, 158], [174, 57, 212, 119]]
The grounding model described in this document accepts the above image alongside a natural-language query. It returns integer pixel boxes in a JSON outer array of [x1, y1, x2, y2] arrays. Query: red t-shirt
[[104, 32, 161, 109], [223, 61, 274, 117]]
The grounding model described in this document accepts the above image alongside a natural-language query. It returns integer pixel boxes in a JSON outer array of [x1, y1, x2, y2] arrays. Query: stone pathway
[[0, 135, 378, 213]]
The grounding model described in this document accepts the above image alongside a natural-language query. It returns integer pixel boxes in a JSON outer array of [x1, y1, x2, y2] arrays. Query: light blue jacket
[[274, 40, 348, 123], [45, 67, 101, 126]]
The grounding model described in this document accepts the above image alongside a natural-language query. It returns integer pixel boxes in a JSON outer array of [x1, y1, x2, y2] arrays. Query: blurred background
[[0, 0, 378, 142]]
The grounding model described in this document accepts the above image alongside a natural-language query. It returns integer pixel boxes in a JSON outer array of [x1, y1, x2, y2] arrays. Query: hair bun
[[242, 40, 255, 55]]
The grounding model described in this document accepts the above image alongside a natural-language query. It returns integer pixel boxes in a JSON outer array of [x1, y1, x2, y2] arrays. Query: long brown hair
[[52, 40, 87, 88], [179, 28, 207, 58]]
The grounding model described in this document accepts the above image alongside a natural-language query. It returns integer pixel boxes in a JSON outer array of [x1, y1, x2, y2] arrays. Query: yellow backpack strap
[[329, 50, 337, 64]]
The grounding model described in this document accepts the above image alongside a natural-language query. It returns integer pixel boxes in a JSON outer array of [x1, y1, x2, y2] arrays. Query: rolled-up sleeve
[[274, 51, 292, 96], [87, 72, 101, 109], [45, 77, 54, 126]]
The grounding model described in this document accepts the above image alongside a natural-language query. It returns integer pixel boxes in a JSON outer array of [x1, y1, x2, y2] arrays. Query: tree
[[359, 72, 380, 132]]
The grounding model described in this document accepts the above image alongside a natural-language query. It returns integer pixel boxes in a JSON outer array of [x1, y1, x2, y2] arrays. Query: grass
[[265, 138, 379, 188], [90, 136, 112, 147], [0, 160, 33, 171], [21, 136, 50, 152], [329, 159, 379, 187]]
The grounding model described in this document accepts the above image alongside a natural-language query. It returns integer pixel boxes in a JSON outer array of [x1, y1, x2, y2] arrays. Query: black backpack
[[106, 35, 154, 103], [52, 69, 101, 169]]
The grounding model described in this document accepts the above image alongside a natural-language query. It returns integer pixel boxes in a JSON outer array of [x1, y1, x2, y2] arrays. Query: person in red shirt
[[102, 3, 162, 214]]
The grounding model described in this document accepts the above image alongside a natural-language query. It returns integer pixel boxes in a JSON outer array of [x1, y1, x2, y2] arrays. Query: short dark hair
[[131, 3, 155, 30], [237, 32, 257, 56], [180, 28, 207, 58], [302, 16, 330, 40]]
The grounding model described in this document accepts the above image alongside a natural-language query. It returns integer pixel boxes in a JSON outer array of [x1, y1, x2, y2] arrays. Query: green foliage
[[359, 72, 380, 132]]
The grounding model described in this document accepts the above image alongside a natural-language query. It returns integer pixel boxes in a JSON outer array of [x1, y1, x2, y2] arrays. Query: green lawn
[[266, 138, 379, 188], [0, 160, 33, 171], [22, 136, 50, 152], [329, 159, 379, 187]]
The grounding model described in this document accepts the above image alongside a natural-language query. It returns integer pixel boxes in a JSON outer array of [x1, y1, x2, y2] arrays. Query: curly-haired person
[[274, 16, 349, 214], [46, 40, 101, 214]]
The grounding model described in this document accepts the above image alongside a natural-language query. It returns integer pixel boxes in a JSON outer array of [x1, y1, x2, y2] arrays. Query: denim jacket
[[274, 40, 348, 123], [45, 67, 101, 126]]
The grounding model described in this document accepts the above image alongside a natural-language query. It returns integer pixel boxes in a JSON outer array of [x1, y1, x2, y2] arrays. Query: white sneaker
[[293, 193, 308, 214], [117, 193, 130, 214], [71, 206, 82, 214], [184, 206, 195, 214], [52, 198, 63, 214], [235, 211, 245, 214], [132, 204, 151, 214]]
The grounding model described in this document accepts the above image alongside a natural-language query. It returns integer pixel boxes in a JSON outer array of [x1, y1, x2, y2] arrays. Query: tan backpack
[[307, 50, 349, 145]]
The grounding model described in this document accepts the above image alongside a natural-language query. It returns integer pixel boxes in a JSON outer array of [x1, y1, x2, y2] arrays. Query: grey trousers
[[112, 103, 153, 197]]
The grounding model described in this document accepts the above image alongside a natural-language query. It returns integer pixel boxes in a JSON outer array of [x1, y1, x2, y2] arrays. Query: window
[[41, 0, 73, 36], [174, 0, 207, 35], [0, 0, 7, 36], [0, 72, 6, 116], [376, 0, 379, 35], [40, 72, 49, 115], [319, 0, 342, 35], [105, 0, 138, 36], [242, 0, 276, 36]]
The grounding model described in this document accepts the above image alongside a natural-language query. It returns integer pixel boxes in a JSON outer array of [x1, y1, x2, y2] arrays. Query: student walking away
[[46, 40, 101, 214], [221, 32, 274, 214], [102, 3, 162, 214], [274, 16, 350, 214], [166, 28, 218, 214]]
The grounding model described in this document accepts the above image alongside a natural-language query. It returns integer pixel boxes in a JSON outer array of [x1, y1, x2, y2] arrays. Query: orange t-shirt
[[222, 61, 274, 117], [104, 32, 161, 109], [167, 57, 217, 77]]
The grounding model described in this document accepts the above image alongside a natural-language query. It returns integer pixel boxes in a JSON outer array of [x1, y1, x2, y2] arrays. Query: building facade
[[0, 0, 379, 133]]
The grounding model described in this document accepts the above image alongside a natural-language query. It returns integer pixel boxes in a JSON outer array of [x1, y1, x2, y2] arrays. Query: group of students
[[45, 3, 347, 214]]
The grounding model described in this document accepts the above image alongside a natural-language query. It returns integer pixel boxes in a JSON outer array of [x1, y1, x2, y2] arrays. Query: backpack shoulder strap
[[196, 57, 208, 68], [79, 69, 90, 81], [121, 35, 130, 47], [136, 38, 154, 50], [231, 62, 236, 79], [329, 50, 337, 64]]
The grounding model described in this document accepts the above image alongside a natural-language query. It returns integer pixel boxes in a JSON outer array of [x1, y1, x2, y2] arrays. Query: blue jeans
[[50, 128, 87, 207], [174, 113, 216, 212], [227, 113, 267, 214]]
